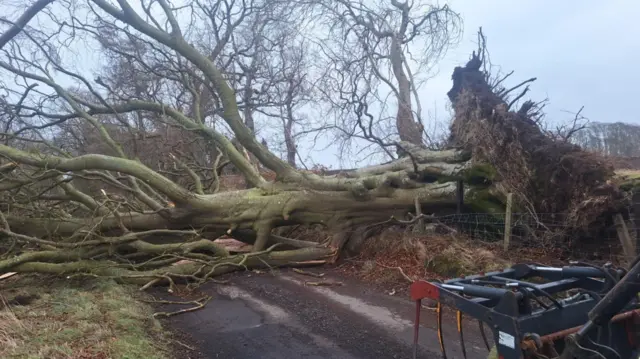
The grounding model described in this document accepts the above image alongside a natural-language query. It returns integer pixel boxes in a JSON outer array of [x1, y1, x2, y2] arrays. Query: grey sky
[[421, 0, 640, 127]]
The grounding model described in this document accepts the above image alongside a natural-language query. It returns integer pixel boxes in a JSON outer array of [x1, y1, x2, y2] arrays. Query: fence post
[[614, 213, 635, 265], [503, 193, 513, 251], [456, 180, 464, 214]]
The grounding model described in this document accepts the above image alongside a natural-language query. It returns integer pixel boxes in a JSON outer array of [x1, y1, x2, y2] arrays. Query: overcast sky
[[420, 0, 640, 127]]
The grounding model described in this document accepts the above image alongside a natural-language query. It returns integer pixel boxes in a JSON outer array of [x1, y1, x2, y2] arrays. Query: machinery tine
[[436, 302, 448, 359], [478, 320, 491, 351], [456, 311, 468, 359], [413, 299, 421, 359]]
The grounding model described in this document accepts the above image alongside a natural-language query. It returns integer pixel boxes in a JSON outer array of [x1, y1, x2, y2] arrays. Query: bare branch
[[0, 0, 54, 50]]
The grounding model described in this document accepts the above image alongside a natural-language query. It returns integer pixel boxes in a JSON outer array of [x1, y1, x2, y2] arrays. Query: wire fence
[[426, 198, 640, 265]]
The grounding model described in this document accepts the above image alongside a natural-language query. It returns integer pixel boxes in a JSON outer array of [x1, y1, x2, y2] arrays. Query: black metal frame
[[411, 262, 640, 359]]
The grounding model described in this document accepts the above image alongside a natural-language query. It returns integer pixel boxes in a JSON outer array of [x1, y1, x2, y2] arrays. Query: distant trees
[[572, 122, 640, 157]]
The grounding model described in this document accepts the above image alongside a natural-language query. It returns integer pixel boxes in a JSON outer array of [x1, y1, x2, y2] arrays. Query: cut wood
[[0, 272, 17, 281]]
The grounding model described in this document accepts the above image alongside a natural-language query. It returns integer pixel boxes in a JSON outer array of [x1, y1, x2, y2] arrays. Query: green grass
[[0, 275, 171, 359], [614, 170, 640, 191]]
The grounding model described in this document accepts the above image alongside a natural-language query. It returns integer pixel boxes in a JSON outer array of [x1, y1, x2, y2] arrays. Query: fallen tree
[[0, 0, 625, 287]]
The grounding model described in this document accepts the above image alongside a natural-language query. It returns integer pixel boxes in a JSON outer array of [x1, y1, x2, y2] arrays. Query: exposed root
[[448, 49, 625, 241]]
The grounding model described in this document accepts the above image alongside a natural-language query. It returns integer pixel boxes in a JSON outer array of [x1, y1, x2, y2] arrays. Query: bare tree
[[572, 121, 640, 157], [249, 23, 314, 167], [309, 0, 462, 159]]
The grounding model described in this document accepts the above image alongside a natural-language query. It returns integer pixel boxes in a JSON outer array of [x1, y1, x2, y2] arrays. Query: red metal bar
[[539, 309, 640, 343], [410, 280, 440, 301]]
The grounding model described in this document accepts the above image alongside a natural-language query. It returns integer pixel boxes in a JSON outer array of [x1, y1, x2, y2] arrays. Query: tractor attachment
[[411, 257, 640, 359]]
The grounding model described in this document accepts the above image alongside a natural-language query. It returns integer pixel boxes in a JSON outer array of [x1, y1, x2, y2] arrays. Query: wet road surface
[[159, 269, 493, 359]]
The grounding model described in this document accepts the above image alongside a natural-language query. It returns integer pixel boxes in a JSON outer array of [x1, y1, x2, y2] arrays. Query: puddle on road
[[279, 274, 413, 332]]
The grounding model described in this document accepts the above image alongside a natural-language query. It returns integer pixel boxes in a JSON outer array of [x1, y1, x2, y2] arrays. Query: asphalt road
[[160, 269, 492, 359]]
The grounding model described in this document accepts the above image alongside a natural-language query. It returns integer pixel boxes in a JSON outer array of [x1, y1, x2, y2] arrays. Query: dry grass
[[336, 226, 574, 294], [338, 228, 512, 289], [0, 275, 170, 359]]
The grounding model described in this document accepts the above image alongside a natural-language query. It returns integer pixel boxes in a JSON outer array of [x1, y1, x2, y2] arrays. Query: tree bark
[[390, 36, 424, 146]]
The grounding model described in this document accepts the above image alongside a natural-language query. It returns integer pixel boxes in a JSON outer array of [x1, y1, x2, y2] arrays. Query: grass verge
[[0, 274, 171, 359]]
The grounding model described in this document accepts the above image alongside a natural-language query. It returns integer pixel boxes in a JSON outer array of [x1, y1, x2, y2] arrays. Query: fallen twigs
[[369, 213, 437, 229], [304, 280, 343, 287], [7, 243, 334, 290], [377, 263, 414, 283], [148, 296, 212, 318], [292, 268, 325, 278]]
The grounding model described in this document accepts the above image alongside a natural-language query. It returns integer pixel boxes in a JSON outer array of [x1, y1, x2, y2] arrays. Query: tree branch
[[0, 0, 54, 50]]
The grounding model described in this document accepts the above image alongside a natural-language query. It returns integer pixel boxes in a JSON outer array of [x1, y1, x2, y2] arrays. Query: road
[[160, 269, 493, 359]]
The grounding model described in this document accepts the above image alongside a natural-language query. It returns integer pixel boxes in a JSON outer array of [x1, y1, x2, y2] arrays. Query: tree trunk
[[390, 35, 424, 146], [0, 140, 497, 284], [284, 104, 297, 167]]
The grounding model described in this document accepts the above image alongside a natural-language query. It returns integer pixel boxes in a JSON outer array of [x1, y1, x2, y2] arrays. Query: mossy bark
[[11, 247, 334, 286]]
